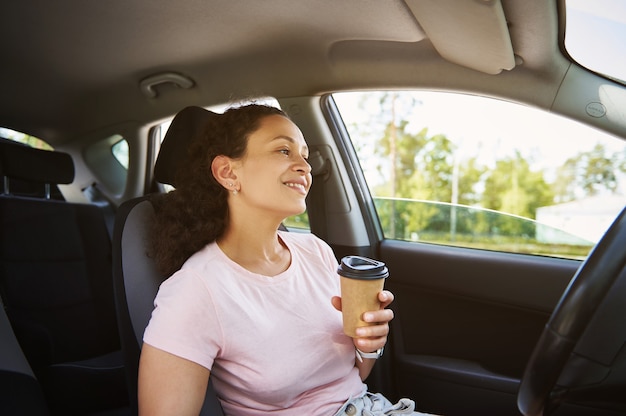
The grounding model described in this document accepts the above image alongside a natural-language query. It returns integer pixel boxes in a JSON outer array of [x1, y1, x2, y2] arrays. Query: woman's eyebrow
[[271, 135, 295, 143], [272, 136, 309, 153]]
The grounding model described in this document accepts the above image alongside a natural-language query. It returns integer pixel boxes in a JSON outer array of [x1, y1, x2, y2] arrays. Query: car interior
[[1, 1, 625, 415]]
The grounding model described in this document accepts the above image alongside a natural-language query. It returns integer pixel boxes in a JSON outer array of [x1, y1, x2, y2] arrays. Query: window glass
[[111, 136, 129, 169], [333, 91, 626, 259], [0, 127, 53, 150], [282, 212, 310, 230], [155, 98, 310, 231], [84, 133, 128, 195], [565, 0, 626, 84]]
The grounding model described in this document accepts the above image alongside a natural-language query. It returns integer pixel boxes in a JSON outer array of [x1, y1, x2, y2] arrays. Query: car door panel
[[376, 239, 582, 415]]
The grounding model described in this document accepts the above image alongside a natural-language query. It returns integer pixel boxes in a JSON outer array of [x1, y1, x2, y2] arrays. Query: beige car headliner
[[0, 0, 623, 145]]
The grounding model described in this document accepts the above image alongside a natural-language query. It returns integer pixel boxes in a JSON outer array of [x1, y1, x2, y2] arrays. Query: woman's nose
[[295, 155, 311, 174]]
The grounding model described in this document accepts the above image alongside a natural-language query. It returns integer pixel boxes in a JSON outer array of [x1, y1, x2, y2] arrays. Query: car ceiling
[[0, 0, 575, 146]]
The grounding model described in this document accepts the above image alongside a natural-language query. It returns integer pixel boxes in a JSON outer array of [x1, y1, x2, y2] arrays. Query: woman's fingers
[[378, 290, 394, 309]]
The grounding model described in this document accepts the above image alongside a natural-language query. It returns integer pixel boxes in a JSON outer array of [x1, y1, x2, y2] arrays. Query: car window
[[111, 137, 129, 169], [154, 98, 310, 231], [565, 0, 626, 85], [333, 91, 626, 259], [83, 133, 129, 196], [0, 127, 53, 150]]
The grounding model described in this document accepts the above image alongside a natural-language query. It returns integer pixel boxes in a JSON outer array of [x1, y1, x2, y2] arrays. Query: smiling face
[[230, 114, 312, 221]]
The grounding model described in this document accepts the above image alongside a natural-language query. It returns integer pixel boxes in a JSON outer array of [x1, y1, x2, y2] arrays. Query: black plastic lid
[[337, 256, 389, 280]]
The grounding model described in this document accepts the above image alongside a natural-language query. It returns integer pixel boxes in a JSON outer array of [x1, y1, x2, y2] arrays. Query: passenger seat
[[0, 140, 128, 415], [113, 106, 225, 415]]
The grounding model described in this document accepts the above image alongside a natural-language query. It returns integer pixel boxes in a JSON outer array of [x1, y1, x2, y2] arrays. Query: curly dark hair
[[150, 104, 287, 276]]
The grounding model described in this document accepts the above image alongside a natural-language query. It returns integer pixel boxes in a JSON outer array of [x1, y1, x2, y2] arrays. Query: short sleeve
[[142, 270, 222, 370]]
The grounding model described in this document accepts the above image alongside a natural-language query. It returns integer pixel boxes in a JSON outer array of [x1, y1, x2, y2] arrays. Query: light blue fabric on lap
[[333, 392, 436, 416]]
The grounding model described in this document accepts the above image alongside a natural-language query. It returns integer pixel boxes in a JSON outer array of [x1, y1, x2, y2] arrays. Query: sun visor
[[404, 0, 516, 74]]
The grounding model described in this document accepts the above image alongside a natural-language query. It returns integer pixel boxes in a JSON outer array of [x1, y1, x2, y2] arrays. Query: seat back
[[113, 106, 224, 415], [0, 296, 49, 415], [0, 140, 127, 414]]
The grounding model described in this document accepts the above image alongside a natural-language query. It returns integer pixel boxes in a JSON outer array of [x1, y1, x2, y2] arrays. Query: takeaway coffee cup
[[337, 256, 389, 338]]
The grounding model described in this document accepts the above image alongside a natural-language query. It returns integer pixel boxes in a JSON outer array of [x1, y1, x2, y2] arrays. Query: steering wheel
[[517, 206, 626, 416]]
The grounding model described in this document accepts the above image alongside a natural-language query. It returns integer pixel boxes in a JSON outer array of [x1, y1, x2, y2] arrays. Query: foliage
[[0, 127, 52, 150], [555, 143, 624, 201], [374, 198, 593, 260], [482, 151, 554, 235], [342, 91, 626, 250], [284, 212, 310, 229]]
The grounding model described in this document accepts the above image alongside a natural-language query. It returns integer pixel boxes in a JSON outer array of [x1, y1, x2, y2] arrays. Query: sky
[[333, 91, 626, 194], [335, 91, 626, 164], [566, 0, 626, 84]]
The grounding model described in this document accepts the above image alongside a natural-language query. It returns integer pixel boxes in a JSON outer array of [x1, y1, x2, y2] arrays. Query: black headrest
[[154, 106, 220, 187], [0, 140, 74, 184]]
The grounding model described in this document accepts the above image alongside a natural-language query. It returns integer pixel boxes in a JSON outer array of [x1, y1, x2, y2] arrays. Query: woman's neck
[[217, 224, 291, 277]]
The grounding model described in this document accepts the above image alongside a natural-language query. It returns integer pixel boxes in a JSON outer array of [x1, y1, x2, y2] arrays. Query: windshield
[[565, 0, 626, 84]]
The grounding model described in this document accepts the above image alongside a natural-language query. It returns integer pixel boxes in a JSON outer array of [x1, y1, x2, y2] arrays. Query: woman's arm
[[138, 343, 211, 416]]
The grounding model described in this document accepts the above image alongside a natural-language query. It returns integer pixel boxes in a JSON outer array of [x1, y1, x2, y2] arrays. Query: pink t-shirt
[[143, 231, 365, 415]]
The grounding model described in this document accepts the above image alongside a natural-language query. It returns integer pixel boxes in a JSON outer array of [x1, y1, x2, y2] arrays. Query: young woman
[[138, 104, 432, 415]]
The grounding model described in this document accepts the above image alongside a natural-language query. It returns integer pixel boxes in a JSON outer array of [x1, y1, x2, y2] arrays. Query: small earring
[[232, 189, 238, 195]]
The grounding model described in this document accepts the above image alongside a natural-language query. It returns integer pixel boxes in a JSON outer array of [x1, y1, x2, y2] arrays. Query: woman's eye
[[279, 149, 290, 156]]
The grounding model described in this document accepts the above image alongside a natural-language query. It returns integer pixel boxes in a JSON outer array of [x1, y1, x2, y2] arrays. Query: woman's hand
[[331, 290, 395, 352], [332, 290, 395, 380]]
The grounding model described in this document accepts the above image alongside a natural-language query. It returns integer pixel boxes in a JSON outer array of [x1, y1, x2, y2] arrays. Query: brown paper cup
[[340, 275, 386, 337], [337, 256, 389, 338]]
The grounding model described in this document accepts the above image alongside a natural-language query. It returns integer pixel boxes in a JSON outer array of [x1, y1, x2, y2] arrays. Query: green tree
[[553, 157, 577, 203], [482, 151, 553, 235], [458, 156, 486, 207], [362, 92, 424, 238], [347, 91, 485, 240], [555, 143, 626, 200], [582, 144, 618, 194]]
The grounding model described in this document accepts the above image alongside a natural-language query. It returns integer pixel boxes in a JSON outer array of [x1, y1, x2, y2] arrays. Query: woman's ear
[[211, 155, 238, 189]]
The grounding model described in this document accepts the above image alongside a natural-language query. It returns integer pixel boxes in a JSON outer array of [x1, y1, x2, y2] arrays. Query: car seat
[[0, 295, 49, 415], [0, 140, 128, 415], [112, 106, 225, 415]]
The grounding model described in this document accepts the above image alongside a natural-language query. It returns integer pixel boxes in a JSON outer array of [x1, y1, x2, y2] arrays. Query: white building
[[536, 195, 626, 244]]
